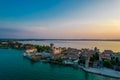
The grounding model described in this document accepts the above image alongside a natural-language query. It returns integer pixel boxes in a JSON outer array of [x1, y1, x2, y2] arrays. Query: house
[[101, 50, 114, 60], [51, 54, 64, 59], [25, 47, 37, 54], [1, 41, 8, 45]]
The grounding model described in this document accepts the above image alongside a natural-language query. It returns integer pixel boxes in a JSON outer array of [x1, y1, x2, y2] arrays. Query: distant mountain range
[[0, 39, 120, 41]]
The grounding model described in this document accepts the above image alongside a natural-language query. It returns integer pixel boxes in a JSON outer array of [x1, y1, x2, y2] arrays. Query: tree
[[90, 52, 99, 62], [78, 59, 85, 64], [103, 60, 111, 68]]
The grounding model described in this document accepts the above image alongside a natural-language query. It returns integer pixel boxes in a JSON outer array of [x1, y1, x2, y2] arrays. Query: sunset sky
[[0, 0, 120, 39]]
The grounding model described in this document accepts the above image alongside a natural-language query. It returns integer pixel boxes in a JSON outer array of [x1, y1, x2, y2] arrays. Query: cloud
[[1, 11, 120, 39], [0, 25, 50, 38], [0, 27, 27, 38]]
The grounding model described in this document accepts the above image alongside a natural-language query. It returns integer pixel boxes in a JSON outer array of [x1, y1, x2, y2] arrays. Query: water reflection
[[22, 57, 120, 80], [20, 41, 120, 52]]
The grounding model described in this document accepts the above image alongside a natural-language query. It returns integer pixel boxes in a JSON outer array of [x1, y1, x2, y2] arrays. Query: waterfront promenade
[[79, 66, 120, 79]]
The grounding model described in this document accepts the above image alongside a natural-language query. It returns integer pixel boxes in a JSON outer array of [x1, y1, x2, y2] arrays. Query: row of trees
[[0, 41, 51, 52], [103, 57, 120, 68], [90, 52, 99, 62], [0, 41, 23, 49], [33, 45, 50, 52], [23, 44, 51, 52]]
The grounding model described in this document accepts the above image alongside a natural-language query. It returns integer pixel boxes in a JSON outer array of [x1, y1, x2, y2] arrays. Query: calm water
[[0, 49, 119, 80], [20, 41, 120, 52]]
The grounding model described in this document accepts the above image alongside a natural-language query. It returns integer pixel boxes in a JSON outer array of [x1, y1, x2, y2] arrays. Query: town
[[0, 40, 120, 78]]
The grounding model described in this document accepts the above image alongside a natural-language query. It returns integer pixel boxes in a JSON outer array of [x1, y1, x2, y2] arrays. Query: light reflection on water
[[20, 41, 120, 52]]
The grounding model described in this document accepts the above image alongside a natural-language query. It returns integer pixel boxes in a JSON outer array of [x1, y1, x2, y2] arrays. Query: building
[[50, 43, 66, 54], [25, 47, 37, 54], [1, 41, 8, 45], [94, 47, 99, 53], [23, 47, 37, 57], [79, 47, 100, 68], [101, 50, 114, 60]]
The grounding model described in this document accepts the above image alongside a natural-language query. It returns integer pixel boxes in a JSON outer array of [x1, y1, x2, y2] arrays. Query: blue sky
[[0, 0, 120, 39]]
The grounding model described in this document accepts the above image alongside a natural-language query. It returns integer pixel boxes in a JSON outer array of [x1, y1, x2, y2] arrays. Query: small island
[[0, 40, 120, 79]]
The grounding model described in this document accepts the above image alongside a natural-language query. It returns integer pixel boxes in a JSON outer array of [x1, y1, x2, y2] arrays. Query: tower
[[85, 53, 91, 68], [94, 47, 99, 53], [50, 43, 55, 49]]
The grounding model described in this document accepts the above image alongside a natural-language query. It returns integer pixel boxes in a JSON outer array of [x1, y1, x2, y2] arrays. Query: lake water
[[0, 49, 119, 80], [20, 41, 120, 52]]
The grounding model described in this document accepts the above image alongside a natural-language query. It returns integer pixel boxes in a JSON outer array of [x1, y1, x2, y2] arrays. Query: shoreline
[[23, 51, 120, 79], [37, 59, 120, 79], [77, 65, 120, 79], [0, 40, 120, 79]]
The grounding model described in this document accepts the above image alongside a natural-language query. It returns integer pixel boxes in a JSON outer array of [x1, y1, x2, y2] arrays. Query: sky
[[0, 0, 120, 39]]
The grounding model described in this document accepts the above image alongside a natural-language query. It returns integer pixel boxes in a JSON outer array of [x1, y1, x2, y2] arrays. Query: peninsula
[[0, 40, 120, 79]]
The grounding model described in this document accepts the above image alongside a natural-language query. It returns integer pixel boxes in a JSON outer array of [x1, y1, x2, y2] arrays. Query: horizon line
[[1, 38, 120, 41]]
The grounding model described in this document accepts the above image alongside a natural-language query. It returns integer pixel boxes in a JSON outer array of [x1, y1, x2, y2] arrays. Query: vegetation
[[116, 62, 120, 66], [0, 41, 50, 52], [78, 59, 85, 64], [33, 45, 50, 52], [93, 53, 99, 60], [0, 41, 23, 49], [55, 58, 64, 62], [103, 59, 111, 68], [90, 52, 99, 62]]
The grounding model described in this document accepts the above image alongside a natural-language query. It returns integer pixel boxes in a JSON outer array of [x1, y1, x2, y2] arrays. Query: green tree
[[103, 60, 111, 68]]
